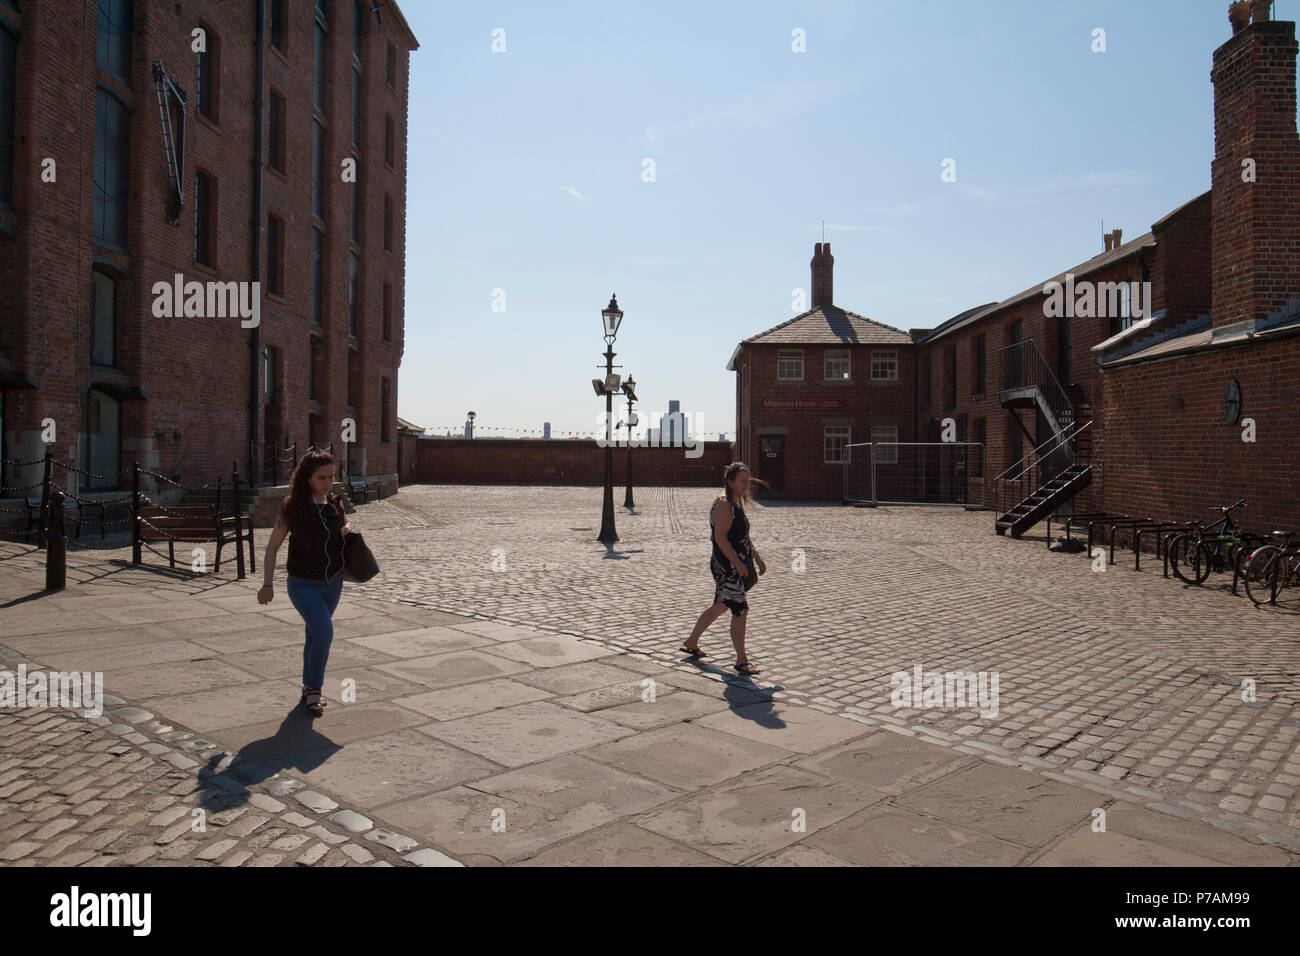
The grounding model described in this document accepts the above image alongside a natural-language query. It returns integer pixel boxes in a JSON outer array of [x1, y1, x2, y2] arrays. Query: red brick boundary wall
[[415, 438, 735, 486]]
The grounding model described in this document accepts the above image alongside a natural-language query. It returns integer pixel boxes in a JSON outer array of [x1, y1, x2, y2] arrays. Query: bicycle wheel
[[1243, 546, 1280, 605], [1274, 553, 1300, 609], [1169, 534, 1211, 585]]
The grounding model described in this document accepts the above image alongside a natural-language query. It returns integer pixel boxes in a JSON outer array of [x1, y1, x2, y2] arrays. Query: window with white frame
[[824, 425, 850, 464], [824, 350, 850, 381], [871, 350, 898, 381], [871, 425, 898, 464], [777, 350, 803, 381]]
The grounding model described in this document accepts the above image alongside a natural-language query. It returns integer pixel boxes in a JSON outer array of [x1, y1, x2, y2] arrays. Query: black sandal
[[733, 660, 761, 676], [300, 686, 326, 716], [680, 644, 708, 659]]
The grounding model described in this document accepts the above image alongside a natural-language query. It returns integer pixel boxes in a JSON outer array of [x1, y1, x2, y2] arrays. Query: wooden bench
[[26, 495, 107, 542], [348, 478, 369, 504], [137, 506, 253, 573]]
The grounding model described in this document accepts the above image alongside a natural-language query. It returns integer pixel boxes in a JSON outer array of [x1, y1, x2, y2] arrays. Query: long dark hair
[[278, 451, 335, 531], [723, 461, 768, 509]]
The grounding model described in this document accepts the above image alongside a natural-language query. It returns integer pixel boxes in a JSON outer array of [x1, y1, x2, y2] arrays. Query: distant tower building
[[544, 422, 551, 440], [660, 400, 690, 446], [464, 421, 472, 438]]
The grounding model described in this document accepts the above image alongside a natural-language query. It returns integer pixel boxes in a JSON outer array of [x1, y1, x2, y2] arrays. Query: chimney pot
[[1104, 233, 1113, 252], [1229, 0, 1251, 34], [1113, 228, 1123, 246], [810, 242, 834, 309], [1249, 0, 1271, 23]]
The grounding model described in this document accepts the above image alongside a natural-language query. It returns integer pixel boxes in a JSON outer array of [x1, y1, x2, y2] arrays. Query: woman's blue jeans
[[286, 574, 344, 689]]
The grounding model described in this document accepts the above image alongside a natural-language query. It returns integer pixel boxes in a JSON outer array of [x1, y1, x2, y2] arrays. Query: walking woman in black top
[[682, 461, 767, 675], [256, 450, 350, 716]]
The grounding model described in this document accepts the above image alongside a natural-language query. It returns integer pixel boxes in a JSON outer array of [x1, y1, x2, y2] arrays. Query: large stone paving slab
[[139, 679, 305, 732], [1031, 829, 1227, 867], [806, 805, 1033, 866], [792, 730, 978, 799], [288, 729, 506, 807], [895, 761, 1101, 848], [214, 700, 432, 751], [584, 723, 794, 792], [347, 626, 492, 658], [393, 678, 552, 720], [417, 702, 635, 768], [631, 764, 873, 864], [484, 636, 618, 668], [374, 649, 532, 688], [596, 689, 733, 731], [693, 701, 868, 754], [103, 658, 263, 700], [518, 822, 726, 866], [468, 753, 681, 825]]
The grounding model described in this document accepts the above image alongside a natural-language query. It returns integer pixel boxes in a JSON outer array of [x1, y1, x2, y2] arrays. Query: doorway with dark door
[[759, 435, 784, 494]]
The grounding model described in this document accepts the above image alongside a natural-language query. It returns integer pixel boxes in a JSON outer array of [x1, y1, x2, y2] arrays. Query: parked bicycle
[[1243, 535, 1300, 607], [1167, 499, 1265, 585]]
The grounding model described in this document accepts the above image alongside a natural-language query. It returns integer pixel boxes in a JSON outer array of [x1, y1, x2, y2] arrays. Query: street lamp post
[[622, 376, 637, 509], [467, 411, 476, 439], [597, 294, 623, 543]]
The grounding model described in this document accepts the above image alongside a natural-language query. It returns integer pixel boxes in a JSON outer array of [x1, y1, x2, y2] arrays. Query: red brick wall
[[736, 341, 915, 500], [1211, 20, 1300, 328], [1149, 192, 1212, 326], [0, 1, 414, 492], [416, 438, 735, 487], [1098, 335, 1300, 531]]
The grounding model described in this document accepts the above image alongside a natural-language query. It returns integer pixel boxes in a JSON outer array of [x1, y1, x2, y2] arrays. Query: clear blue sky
[[396, 0, 1296, 439]]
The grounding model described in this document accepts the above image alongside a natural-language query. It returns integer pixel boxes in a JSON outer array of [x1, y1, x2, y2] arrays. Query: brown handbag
[[330, 495, 380, 582]]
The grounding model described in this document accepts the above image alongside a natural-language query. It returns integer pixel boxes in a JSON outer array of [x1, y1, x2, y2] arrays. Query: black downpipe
[[249, 0, 266, 484]]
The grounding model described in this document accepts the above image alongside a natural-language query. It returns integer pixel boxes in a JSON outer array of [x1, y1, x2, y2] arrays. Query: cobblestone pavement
[[1, 484, 1298, 866], [350, 485, 1300, 843]]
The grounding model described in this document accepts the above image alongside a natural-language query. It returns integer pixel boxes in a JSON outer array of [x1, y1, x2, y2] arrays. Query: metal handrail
[[999, 338, 1073, 428], [994, 418, 1089, 484]]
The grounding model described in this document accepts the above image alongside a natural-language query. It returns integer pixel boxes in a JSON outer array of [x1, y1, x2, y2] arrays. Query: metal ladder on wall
[[152, 61, 186, 224]]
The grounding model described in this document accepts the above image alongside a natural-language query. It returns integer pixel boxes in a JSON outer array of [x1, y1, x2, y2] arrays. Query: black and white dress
[[709, 497, 751, 615]]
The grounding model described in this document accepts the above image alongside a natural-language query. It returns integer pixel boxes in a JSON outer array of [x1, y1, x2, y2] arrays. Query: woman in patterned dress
[[681, 462, 767, 675]]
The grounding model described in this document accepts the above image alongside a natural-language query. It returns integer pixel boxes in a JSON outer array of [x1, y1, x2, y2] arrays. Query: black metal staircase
[[999, 339, 1075, 440], [994, 419, 1095, 537]]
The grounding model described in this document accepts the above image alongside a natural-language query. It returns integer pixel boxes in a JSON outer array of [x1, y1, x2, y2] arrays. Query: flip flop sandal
[[300, 687, 326, 716], [733, 661, 761, 676], [680, 644, 708, 659]]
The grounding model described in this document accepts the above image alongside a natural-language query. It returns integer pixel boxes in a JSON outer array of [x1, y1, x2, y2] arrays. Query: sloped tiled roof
[[727, 305, 912, 369], [920, 231, 1157, 345], [742, 305, 913, 347]]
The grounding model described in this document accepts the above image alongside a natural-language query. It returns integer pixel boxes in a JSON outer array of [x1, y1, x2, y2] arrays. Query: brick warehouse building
[[0, 0, 417, 502], [735, 5, 1300, 536], [728, 243, 917, 500]]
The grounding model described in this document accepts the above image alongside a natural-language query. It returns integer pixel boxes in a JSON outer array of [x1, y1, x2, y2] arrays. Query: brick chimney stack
[[1104, 233, 1113, 252], [811, 242, 834, 308], [1211, 5, 1300, 328]]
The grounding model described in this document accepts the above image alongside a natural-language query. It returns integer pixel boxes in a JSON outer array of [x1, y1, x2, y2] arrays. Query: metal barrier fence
[[842, 442, 986, 507]]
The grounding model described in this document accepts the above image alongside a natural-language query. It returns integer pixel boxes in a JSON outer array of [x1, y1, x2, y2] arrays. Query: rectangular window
[[385, 41, 396, 87], [93, 89, 130, 248], [270, 0, 286, 52], [91, 271, 115, 367], [348, 252, 358, 336], [973, 332, 986, 394], [351, 69, 361, 146], [824, 425, 850, 465], [269, 90, 286, 172], [196, 25, 217, 121], [384, 113, 394, 166], [97, 0, 133, 83], [945, 346, 957, 409], [380, 378, 391, 441], [313, 24, 326, 110], [871, 425, 898, 465], [776, 350, 803, 381], [0, 23, 16, 209], [309, 335, 321, 401], [309, 228, 324, 324], [921, 353, 932, 405], [194, 171, 213, 265], [267, 213, 283, 295], [973, 418, 986, 478], [311, 121, 325, 218], [824, 350, 850, 381], [383, 193, 392, 251], [382, 282, 392, 341], [871, 350, 898, 381]]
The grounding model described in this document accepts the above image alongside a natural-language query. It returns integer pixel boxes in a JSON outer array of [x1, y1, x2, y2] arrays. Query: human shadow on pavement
[[194, 707, 342, 813], [680, 655, 787, 729]]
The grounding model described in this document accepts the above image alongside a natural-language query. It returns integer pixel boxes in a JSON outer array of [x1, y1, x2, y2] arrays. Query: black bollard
[[45, 490, 67, 591]]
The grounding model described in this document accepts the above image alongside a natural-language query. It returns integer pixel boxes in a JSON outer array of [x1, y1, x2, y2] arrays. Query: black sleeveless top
[[710, 497, 751, 565], [286, 496, 346, 581]]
